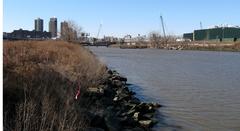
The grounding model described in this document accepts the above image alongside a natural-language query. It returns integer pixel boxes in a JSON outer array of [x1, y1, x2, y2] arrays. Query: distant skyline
[[3, 0, 240, 37]]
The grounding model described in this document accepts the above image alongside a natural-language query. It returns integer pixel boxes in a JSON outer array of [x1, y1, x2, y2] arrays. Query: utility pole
[[160, 15, 166, 38], [200, 21, 203, 29], [222, 26, 225, 42]]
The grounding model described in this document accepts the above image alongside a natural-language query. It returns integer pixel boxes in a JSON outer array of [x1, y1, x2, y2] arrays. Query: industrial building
[[34, 18, 43, 32], [3, 29, 51, 40], [183, 26, 240, 42], [49, 17, 57, 37], [3, 17, 55, 40], [183, 33, 193, 41]]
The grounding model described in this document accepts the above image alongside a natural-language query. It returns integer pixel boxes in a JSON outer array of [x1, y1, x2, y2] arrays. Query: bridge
[[81, 41, 116, 47]]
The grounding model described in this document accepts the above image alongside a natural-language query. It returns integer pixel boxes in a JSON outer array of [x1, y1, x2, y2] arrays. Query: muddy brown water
[[89, 47, 240, 131]]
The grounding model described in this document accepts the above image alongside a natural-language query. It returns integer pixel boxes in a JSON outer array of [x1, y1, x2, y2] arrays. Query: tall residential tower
[[34, 18, 43, 32], [49, 17, 57, 37]]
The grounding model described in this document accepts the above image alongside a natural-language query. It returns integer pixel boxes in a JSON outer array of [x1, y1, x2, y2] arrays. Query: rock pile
[[83, 70, 161, 131]]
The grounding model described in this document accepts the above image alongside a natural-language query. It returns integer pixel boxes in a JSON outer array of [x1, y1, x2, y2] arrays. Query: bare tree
[[148, 31, 162, 48], [149, 31, 180, 48], [61, 20, 82, 42]]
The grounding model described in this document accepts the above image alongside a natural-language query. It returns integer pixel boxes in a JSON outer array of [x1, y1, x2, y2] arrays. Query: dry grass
[[182, 41, 240, 52], [3, 40, 107, 131]]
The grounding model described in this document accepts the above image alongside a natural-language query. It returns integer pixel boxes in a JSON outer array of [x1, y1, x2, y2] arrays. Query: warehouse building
[[183, 33, 193, 41], [183, 26, 240, 42], [3, 29, 51, 40]]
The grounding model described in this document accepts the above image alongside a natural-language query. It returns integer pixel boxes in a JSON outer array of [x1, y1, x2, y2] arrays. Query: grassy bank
[[182, 42, 240, 52], [111, 41, 240, 52], [3, 40, 107, 131]]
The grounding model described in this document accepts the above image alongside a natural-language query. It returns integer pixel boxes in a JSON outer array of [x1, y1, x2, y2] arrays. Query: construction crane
[[160, 15, 166, 38], [96, 23, 102, 39]]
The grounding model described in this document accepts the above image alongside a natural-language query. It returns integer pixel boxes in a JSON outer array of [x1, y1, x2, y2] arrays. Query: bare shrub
[[61, 21, 82, 42], [148, 31, 162, 48], [3, 40, 107, 131]]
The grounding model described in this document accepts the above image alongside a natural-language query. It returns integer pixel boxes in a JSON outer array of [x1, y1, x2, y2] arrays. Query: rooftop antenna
[[160, 15, 166, 38], [200, 21, 203, 29]]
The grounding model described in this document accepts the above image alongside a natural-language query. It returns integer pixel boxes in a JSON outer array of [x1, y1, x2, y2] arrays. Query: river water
[[89, 47, 240, 131]]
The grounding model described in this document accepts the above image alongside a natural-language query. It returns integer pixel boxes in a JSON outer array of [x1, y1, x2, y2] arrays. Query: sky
[[3, 0, 240, 37]]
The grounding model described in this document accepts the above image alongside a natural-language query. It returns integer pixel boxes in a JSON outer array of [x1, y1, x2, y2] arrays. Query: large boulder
[[112, 80, 123, 87], [133, 112, 140, 121], [135, 102, 155, 114], [118, 115, 139, 127], [129, 97, 141, 105], [104, 116, 121, 131], [138, 120, 153, 128], [90, 115, 108, 130]]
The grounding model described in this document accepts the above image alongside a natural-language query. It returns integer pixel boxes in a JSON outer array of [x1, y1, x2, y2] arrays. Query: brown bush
[[148, 32, 178, 48], [3, 40, 107, 131]]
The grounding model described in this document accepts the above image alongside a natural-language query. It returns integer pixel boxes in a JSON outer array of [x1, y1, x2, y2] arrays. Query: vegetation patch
[[3, 40, 107, 131], [3, 40, 160, 131]]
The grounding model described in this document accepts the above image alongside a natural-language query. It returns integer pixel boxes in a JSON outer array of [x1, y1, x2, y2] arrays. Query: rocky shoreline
[[82, 69, 161, 131]]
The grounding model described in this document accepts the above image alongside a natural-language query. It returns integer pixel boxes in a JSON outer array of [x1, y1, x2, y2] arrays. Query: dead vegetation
[[182, 41, 240, 52], [148, 32, 178, 48], [3, 40, 107, 131], [61, 20, 82, 42], [147, 32, 240, 51]]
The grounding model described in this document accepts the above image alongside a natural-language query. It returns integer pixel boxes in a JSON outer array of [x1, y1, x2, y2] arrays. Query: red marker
[[75, 88, 80, 100], [75, 83, 81, 100]]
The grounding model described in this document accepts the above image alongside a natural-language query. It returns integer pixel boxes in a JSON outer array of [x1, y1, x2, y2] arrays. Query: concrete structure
[[49, 17, 57, 37], [103, 36, 119, 43], [34, 18, 43, 32], [184, 26, 240, 42], [183, 33, 193, 41], [123, 34, 148, 45]]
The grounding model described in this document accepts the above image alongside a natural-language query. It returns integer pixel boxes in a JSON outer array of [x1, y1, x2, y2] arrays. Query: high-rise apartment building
[[49, 17, 57, 37], [34, 18, 43, 32]]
